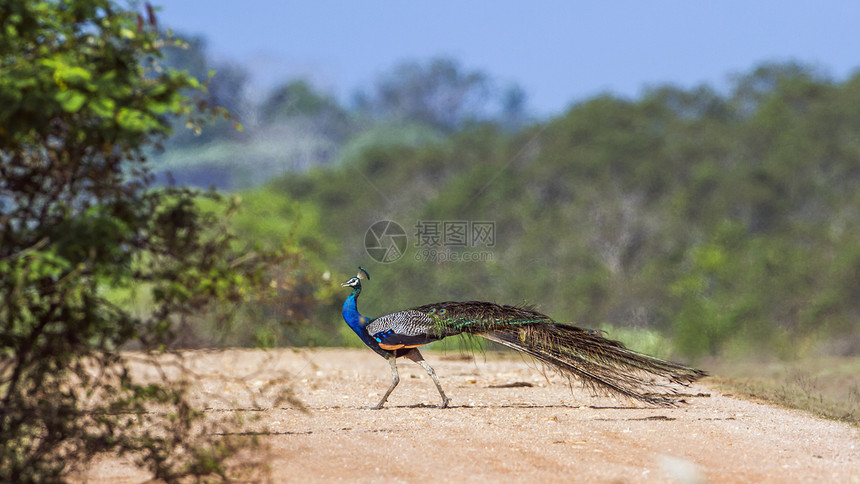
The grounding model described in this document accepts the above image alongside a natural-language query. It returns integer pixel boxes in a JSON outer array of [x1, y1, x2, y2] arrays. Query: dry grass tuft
[[706, 356, 860, 427]]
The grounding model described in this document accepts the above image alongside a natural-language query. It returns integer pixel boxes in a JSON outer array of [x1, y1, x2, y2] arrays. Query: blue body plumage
[[341, 283, 391, 358]]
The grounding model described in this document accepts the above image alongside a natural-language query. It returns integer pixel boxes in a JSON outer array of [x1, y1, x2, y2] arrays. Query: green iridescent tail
[[412, 301, 705, 406]]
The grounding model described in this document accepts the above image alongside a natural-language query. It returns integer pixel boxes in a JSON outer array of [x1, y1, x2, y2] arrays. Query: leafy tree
[[260, 79, 352, 139], [0, 1, 285, 480], [160, 32, 250, 145], [354, 57, 491, 131], [499, 83, 529, 130], [262, 80, 340, 120]]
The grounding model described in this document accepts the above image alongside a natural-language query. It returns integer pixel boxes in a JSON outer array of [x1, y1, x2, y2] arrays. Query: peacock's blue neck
[[342, 288, 368, 335], [342, 283, 391, 357]]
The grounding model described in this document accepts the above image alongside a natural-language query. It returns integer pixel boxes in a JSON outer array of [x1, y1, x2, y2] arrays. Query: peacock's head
[[341, 277, 361, 288], [341, 267, 370, 289]]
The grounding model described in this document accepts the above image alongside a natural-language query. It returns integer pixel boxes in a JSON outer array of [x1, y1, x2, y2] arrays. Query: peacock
[[341, 267, 705, 409]]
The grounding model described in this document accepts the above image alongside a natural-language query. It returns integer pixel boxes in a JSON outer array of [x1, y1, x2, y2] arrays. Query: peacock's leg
[[374, 357, 399, 409], [405, 349, 450, 408]]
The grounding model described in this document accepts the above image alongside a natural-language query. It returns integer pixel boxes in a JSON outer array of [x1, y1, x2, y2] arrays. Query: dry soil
[[79, 348, 859, 483]]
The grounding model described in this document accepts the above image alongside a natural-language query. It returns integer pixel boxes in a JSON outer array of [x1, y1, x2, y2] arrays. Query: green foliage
[[192, 188, 338, 347], [260, 79, 350, 131], [250, 62, 860, 360], [0, 1, 285, 481], [353, 57, 492, 131], [142, 33, 860, 362], [597, 325, 674, 360]]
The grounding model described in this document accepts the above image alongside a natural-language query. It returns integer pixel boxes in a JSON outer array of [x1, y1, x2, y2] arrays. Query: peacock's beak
[[341, 281, 351, 287]]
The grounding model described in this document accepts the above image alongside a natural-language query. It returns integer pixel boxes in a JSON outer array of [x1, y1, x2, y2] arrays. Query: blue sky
[[157, 1, 860, 116]]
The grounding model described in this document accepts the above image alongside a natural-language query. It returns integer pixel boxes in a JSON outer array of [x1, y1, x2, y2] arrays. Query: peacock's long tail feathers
[[411, 301, 705, 406], [480, 323, 705, 406]]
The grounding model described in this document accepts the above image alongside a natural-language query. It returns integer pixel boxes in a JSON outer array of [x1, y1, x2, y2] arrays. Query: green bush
[[0, 2, 285, 480]]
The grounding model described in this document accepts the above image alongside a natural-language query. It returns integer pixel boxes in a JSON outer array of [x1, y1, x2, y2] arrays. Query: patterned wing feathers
[[366, 310, 444, 349]]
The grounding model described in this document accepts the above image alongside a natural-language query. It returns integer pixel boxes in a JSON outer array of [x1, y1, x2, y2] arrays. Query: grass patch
[[706, 356, 860, 427], [597, 325, 676, 359]]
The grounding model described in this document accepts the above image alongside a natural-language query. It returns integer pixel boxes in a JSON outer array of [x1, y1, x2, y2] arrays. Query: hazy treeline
[[158, 39, 860, 359], [152, 35, 528, 188]]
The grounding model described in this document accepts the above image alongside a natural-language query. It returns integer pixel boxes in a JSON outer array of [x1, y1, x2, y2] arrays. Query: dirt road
[[82, 348, 858, 483]]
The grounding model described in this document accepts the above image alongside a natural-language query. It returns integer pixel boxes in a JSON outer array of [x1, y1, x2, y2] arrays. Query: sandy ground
[[80, 348, 859, 483]]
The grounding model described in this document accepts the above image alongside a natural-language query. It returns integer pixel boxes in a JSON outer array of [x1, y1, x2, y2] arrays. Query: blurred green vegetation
[[1, 1, 288, 479], [203, 61, 860, 361]]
